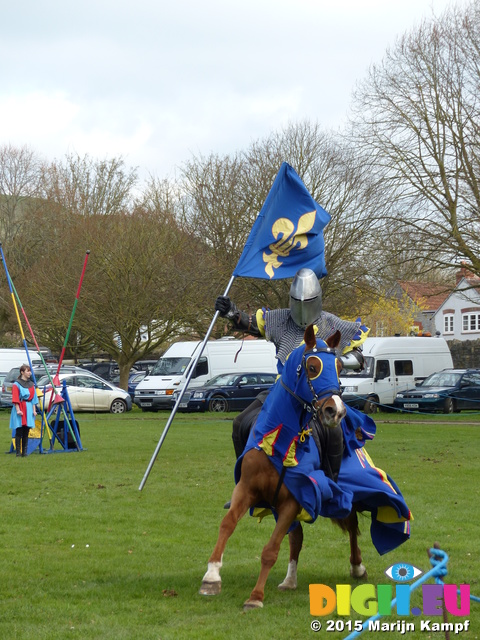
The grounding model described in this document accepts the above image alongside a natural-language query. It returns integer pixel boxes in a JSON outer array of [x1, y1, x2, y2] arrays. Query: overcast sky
[[1, 0, 465, 181]]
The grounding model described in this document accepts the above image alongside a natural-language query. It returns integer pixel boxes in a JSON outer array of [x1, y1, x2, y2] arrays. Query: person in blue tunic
[[10, 364, 38, 457]]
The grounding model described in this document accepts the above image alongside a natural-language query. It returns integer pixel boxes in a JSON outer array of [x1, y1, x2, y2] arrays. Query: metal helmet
[[289, 268, 322, 328]]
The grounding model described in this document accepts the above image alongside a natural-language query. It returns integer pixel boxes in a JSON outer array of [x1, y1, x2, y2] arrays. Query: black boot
[[15, 435, 22, 457], [21, 427, 29, 457]]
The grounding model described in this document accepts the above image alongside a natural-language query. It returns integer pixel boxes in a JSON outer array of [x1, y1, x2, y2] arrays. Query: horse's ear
[[326, 330, 341, 349], [304, 324, 316, 351]]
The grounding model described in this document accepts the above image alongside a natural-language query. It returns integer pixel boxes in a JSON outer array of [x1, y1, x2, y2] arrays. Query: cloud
[[0, 0, 461, 178]]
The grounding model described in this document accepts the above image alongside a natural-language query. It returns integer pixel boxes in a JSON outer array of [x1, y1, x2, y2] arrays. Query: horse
[[199, 324, 359, 610], [277, 505, 366, 593], [278, 394, 414, 592]]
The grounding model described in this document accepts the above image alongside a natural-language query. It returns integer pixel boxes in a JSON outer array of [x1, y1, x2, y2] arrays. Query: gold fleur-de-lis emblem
[[262, 210, 316, 278]]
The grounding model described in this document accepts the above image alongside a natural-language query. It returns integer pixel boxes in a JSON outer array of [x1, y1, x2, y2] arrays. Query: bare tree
[[179, 122, 388, 327], [10, 154, 205, 388], [244, 122, 389, 317], [179, 153, 260, 337], [0, 145, 50, 342], [17, 206, 196, 388], [43, 153, 138, 217], [350, 0, 480, 281], [0, 144, 46, 242]]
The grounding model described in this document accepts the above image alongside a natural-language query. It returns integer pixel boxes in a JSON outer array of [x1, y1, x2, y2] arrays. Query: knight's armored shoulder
[[318, 312, 370, 354], [263, 308, 290, 331], [342, 318, 370, 353]]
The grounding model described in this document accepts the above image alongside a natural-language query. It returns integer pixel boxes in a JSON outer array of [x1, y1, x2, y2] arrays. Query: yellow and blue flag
[[233, 162, 331, 280]]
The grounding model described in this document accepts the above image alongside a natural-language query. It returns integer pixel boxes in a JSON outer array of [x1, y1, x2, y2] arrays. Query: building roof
[[398, 281, 451, 312], [462, 277, 480, 291]]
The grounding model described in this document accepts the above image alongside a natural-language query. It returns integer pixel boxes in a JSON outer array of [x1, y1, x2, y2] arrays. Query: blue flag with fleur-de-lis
[[233, 162, 331, 280]]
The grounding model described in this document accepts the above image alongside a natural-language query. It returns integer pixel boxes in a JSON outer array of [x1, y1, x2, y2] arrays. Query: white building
[[434, 273, 480, 342], [397, 266, 480, 342]]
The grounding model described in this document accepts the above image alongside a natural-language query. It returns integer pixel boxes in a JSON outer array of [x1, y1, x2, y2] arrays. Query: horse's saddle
[[239, 400, 343, 483]]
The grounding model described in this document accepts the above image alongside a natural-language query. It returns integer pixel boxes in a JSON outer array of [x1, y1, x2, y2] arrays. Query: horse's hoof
[[243, 599, 264, 611], [350, 564, 367, 580], [199, 580, 222, 596], [278, 577, 297, 591]]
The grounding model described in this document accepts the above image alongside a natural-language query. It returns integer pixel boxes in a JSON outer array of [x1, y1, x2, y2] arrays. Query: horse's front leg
[[278, 523, 303, 590], [346, 508, 367, 579], [199, 483, 250, 596], [244, 498, 300, 610]]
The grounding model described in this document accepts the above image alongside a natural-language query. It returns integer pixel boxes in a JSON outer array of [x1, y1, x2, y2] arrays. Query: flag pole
[[138, 275, 235, 491], [8, 276, 79, 447], [0, 244, 79, 446], [0, 243, 37, 375], [139, 162, 331, 490], [53, 250, 90, 384]]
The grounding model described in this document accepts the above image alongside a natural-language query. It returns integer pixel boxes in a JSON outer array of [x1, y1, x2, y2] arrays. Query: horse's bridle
[[272, 348, 341, 510], [280, 347, 341, 419]]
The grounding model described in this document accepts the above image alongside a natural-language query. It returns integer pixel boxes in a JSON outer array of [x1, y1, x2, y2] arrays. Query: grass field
[[0, 407, 479, 639]]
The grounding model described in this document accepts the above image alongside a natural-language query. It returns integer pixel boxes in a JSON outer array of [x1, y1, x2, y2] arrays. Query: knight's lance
[[0, 243, 36, 375], [54, 250, 90, 384], [8, 276, 77, 446]]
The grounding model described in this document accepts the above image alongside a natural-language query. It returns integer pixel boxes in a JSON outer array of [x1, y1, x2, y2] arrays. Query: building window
[[444, 314, 454, 334], [462, 313, 480, 333]]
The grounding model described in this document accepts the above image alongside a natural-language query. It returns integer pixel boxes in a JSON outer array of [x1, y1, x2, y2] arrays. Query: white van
[[340, 336, 453, 413], [0, 348, 42, 375], [134, 338, 277, 411]]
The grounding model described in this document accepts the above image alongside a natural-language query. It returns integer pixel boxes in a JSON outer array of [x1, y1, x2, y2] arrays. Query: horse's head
[[284, 324, 346, 429]]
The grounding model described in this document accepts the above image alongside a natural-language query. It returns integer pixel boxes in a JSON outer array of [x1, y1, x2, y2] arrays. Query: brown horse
[[199, 325, 363, 610], [277, 507, 366, 592]]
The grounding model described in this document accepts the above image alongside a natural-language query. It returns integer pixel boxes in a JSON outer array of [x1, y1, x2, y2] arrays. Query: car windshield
[[36, 375, 56, 387], [421, 372, 462, 387], [5, 368, 21, 382], [150, 357, 191, 375], [205, 373, 238, 387]]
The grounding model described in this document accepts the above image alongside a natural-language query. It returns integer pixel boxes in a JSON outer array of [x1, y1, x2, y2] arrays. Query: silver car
[[36, 371, 132, 414]]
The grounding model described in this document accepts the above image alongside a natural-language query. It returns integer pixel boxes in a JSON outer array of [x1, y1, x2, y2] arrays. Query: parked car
[[1, 364, 80, 408], [78, 361, 123, 382], [394, 368, 480, 413], [135, 339, 277, 411], [111, 371, 147, 401], [36, 370, 132, 414], [0, 373, 10, 408], [177, 372, 278, 413], [133, 360, 158, 374]]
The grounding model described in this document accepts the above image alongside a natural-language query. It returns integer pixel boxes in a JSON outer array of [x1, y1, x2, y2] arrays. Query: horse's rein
[[279, 378, 341, 419], [273, 351, 341, 510]]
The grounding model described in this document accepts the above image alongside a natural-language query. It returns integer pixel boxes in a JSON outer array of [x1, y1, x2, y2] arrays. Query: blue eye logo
[[385, 563, 423, 582]]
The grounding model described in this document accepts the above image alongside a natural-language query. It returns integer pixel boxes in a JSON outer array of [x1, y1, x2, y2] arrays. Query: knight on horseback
[[215, 267, 369, 481], [215, 268, 412, 587], [199, 326, 411, 609]]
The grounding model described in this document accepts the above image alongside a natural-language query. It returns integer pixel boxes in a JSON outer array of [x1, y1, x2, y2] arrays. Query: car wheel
[[209, 395, 228, 412], [443, 397, 455, 414], [363, 398, 378, 414], [110, 399, 127, 414]]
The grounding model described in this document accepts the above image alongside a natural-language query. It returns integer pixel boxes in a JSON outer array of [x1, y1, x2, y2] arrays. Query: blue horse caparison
[[200, 325, 350, 610]]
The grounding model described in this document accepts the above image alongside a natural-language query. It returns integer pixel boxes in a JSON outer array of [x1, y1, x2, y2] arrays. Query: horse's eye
[[306, 356, 323, 380]]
